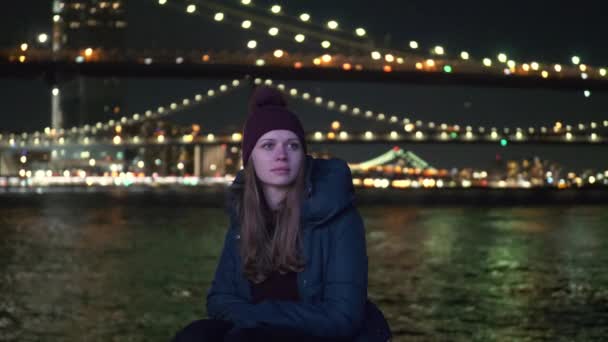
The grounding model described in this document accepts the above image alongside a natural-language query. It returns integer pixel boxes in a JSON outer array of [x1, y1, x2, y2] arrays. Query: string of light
[[252, 78, 607, 144]]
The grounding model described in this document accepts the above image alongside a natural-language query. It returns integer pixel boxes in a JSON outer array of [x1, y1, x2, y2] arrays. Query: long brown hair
[[237, 157, 306, 284]]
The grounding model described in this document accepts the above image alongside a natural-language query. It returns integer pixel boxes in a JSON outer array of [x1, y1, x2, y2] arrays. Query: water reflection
[[1, 201, 608, 341]]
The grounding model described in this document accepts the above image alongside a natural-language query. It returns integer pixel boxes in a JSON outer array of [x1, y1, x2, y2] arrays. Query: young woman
[[173, 86, 391, 342]]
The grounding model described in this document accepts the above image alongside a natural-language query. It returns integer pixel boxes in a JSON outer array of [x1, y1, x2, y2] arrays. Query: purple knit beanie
[[242, 86, 307, 166]]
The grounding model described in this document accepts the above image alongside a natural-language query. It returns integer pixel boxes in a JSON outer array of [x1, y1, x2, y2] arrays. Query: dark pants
[[172, 319, 353, 342]]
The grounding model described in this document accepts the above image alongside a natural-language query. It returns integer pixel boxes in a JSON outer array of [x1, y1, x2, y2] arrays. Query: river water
[[1, 194, 607, 341]]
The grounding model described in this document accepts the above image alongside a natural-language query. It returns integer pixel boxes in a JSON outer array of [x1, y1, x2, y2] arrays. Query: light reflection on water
[[1, 200, 608, 341]]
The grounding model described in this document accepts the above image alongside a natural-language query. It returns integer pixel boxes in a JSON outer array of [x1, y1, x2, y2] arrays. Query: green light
[[500, 139, 508, 147], [443, 65, 453, 73], [450, 132, 458, 139]]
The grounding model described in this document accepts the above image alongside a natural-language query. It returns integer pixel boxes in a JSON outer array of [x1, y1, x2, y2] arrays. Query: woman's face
[[250, 130, 304, 188]]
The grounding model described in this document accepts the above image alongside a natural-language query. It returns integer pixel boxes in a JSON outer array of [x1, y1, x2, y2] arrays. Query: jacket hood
[[228, 155, 355, 229]]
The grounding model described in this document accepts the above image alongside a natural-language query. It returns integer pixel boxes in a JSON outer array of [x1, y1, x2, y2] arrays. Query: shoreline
[[0, 186, 606, 207]]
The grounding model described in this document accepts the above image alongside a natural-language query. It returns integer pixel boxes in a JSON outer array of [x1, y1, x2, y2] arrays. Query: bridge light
[[409, 41, 418, 49], [232, 133, 243, 142], [339, 131, 348, 140], [433, 46, 444, 55], [295, 34, 305, 43], [355, 28, 366, 37], [385, 54, 394, 62], [579, 64, 587, 72], [113, 136, 122, 145], [241, 20, 252, 29], [600, 68, 607, 77], [314, 132, 323, 140], [425, 59, 435, 67], [371, 51, 381, 60], [321, 40, 331, 49], [571, 56, 580, 65], [415, 131, 424, 139], [241, 0, 251, 5], [37, 33, 48, 44], [268, 27, 279, 36], [530, 62, 539, 70], [541, 70, 549, 78], [214, 12, 224, 21], [273, 49, 284, 58], [327, 20, 338, 30], [186, 4, 196, 13], [299, 13, 310, 22], [460, 51, 469, 60], [497, 53, 507, 63], [483, 58, 492, 67], [554, 64, 562, 72], [565, 132, 573, 141], [507, 60, 516, 69], [270, 5, 281, 14], [364, 131, 374, 140], [20, 43, 28, 52], [591, 133, 598, 141], [321, 54, 332, 63]]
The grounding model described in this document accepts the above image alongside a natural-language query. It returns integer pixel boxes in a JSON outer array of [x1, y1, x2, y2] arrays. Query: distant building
[[51, 0, 127, 129]]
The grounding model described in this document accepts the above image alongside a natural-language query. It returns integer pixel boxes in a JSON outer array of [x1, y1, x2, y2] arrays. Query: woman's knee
[[172, 319, 233, 342]]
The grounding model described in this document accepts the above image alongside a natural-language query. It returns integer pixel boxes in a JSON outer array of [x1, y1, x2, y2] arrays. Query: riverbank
[[0, 185, 606, 207]]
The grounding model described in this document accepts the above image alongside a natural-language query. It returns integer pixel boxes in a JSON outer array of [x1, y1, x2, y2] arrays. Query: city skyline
[[1, 0, 607, 171]]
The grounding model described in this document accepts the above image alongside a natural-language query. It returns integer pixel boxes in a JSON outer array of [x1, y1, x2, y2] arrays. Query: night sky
[[1, 0, 607, 171]]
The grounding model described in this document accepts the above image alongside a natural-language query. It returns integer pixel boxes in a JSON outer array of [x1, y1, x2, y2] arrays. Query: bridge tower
[[51, 0, 127, 129]]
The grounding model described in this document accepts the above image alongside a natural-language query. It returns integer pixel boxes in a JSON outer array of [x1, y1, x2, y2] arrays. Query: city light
[[295, 34, 305, 43], [186, 4, 196, 13], [409, 41, 419, 49], [321, 41, 331, 49], [299, 13, 310, 22], [214, 12, 224, 21], [355, 28, 366, 37], [271, 5, 281, 14], [268, 27, 279, 36], [241, 20, 252, 29]]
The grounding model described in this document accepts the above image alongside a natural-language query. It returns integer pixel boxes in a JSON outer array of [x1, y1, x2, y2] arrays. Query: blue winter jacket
[[206, 156, 391, 341]]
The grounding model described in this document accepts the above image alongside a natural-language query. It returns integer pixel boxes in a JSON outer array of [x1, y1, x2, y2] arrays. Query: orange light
[[84, 48, 93, 57], [327, 132, 336, 140], [415, 62, 423, 70], [342, 63, 352, 71], [321, 54, 332, 63], [425, 59, 435, 67], [19, 55, 26, 63], [383, 65, 392, 73], [192, 124, 200, 132], [294, 61, 303, 69], [355, 64, 363, 71], [202, 54, 210, 62], [313, 58, 321, 66]]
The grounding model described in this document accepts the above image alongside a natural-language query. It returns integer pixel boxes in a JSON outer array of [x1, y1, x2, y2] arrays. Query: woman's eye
[[288, 143, 300, 150], [262, 143, 274, 150]]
